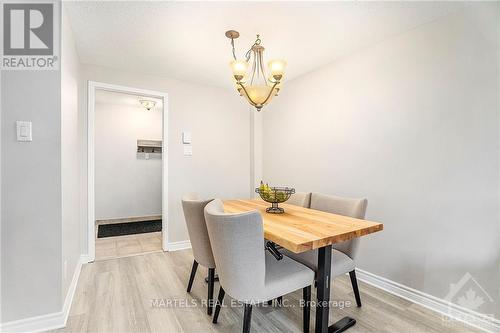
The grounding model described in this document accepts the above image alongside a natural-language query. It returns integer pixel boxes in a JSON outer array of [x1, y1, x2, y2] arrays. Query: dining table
[[223, 199, 384, 333]]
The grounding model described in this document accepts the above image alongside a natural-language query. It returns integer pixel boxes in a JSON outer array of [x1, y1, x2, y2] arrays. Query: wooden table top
[[223, 199, 383, 253]]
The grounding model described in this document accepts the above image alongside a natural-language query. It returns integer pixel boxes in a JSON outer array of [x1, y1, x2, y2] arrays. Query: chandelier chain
[[230, 38, 237, 61]]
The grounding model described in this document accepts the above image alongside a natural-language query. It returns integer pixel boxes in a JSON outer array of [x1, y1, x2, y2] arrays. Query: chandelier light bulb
[[268, 59, 287, 77], [230, 60, 249, 80], [245, 85, 274, 106]]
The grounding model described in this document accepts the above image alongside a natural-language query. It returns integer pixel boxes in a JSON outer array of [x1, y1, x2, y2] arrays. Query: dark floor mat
[[97, 220, 162, 238]]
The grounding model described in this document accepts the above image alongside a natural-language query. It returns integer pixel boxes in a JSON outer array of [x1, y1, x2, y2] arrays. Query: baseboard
[[0, 255, 85, 333], [61, 255, 84, 326], [167, 240, 191, 251], [80, 254, 92, 264], [95, 215, 162, 226], [355, 268, 500, 333]]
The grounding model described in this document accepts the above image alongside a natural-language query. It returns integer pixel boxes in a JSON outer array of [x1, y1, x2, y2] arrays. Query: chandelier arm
[[237, 82, 258, 107], [259, 50, 266, 84], [254, 52, 262, 82], [261, 81, 279, 106], [250, 49, 257, 85]]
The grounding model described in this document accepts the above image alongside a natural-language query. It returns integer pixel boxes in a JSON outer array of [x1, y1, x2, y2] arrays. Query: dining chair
[[282, 193, 368, 307], [204, 199, 315, 333], [286, 191, 311, 208], [181, 194, 216, 315]]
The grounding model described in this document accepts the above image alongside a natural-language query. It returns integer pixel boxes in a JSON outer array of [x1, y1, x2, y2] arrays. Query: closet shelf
[[137, 139, 162, 154]]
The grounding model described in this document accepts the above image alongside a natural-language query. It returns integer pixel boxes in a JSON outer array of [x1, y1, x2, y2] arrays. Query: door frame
[[87, 81, 169, 261]]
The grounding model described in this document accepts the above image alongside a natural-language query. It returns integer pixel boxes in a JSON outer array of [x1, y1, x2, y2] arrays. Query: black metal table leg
[[315, 245, 332, 333], [205, 274, 219, 283], [315, 245, 356, 333]]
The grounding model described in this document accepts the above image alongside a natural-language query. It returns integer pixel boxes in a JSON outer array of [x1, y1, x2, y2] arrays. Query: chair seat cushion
[[261, 252, 314, 302], [281, 248, 355, 278]]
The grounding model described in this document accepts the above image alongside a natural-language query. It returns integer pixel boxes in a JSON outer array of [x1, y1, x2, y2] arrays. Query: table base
[[328, 316, 356, 332]]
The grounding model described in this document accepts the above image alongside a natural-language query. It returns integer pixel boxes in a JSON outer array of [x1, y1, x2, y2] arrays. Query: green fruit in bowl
[[276, 192, 286, 202]]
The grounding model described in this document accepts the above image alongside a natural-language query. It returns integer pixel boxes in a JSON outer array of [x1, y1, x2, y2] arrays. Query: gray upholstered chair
[[282, 193, 368, 307], [204, 199, 314, 333], [286, 191, 311, 208], [181, 194, 216, 315]]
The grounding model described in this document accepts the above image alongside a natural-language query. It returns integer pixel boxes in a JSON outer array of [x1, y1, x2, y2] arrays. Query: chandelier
[[225, 30, 286, 111]]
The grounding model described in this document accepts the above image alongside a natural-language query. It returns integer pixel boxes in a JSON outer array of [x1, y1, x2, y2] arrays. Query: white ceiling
[[65, 1, 463, 89], [95, 89, 163, 110]]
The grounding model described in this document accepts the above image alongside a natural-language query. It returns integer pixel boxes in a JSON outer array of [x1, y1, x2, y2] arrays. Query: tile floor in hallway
[[95, 231, 162, 261]]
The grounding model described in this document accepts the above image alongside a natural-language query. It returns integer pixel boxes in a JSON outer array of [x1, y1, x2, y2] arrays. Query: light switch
[[16, 121, 32, 142], [182, 131, 192, 144], [183, 145, 193, 156]]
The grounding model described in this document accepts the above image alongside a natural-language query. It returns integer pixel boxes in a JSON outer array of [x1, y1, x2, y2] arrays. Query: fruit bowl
[[255, 186, 295, 214]]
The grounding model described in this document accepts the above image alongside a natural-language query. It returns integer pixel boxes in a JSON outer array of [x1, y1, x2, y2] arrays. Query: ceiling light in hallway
[[139, 99, 157, 111]]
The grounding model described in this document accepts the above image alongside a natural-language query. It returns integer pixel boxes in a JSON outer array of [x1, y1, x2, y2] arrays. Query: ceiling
[[95, 90, 163, 110], [65, 1, 463, 89]]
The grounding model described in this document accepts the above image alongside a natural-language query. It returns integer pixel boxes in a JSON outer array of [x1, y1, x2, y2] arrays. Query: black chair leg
[[212, 287, 225, 324], [207, 268, 215, 315], [303, 286, 311, 333], [243, 304, 252, 333], [349, 270, 362, 307], [267, 296, 282, 306], [187, 260, 198, 292]]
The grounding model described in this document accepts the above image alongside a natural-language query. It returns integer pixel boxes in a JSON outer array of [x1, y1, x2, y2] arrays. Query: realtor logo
[[1, 2, 58, 69], [442, 272, 497, 328], [444, 273, 494, 311], [3, 3, 53, 55]]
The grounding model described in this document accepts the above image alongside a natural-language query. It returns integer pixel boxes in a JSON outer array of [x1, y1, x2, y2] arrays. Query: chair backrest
[[310, 193, 368, 259], [182, 194, 215, 268], [204, 199, 266, 302], [286, 192, 311, 208]]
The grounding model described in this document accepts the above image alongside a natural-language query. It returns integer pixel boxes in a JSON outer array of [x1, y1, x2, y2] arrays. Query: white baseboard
[[61, 256, 84, 326], [80, 254, 92, 264], [167, 240, 191, 251], [0, 255, 86, 333], [356, 269, 500, 333]]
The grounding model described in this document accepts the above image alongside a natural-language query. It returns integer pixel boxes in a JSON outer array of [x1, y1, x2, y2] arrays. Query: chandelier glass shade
[[226, 30, 286, 111]]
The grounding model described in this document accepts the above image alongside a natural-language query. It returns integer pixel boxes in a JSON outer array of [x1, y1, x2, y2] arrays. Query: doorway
[[87, 81, 168, 261]]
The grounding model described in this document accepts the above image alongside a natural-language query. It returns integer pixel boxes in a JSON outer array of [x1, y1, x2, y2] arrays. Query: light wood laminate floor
[[95, 232, 162, 261], [54, 250, 481, 333]]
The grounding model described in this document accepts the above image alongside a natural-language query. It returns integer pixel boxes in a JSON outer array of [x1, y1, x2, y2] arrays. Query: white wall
[[95, 97, 162, 220], [263, 5, 499, 317], [1, 4, 84, 325], [61, 8, 82, 301], [81, 65, 251, 247], [1, 73, 63, 322]]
